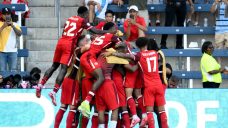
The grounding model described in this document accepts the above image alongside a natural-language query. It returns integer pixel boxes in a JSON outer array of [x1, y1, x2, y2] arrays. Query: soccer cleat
[[140, 116, 148, 128], [78, 101, 90, 118], [35, 84, 42, 98], [49, 91, 57, 106], [130, 116, 140, 127]]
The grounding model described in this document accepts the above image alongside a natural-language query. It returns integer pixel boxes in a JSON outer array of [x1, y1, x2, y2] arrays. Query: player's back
[[61, 16, 87, 44], [89, 33, 118, 56], [138, 50, 162, 87], [97, 54, 114, 79]]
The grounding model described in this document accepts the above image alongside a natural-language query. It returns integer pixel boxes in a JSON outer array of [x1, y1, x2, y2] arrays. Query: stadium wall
[[0, 89, 228, 128]]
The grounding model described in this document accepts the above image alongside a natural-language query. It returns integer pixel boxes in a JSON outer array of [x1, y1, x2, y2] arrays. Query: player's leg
[[98, 110, 105, 128], [146, 106, 155, 128], [36, 62, 60, 98], [121, 107, 131, 128], [135, 88, 147, 127], [155, 88, 168, 128], [49, 64, 68, 106], [79, 68, 104, 117], [54, 104, 68, 128], [109, 108, 118, 128], [125, 88, 140, 127], [66, 105, 77, 128]]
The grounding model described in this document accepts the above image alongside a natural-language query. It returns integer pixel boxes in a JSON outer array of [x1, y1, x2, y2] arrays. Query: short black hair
[[135, 37, 149, 48], [201, 41, 212, 53], [105, 10, 115, 16], [77, 6, 88, 15], [103, 22, 115, 30], [147, 38, 159, 51]]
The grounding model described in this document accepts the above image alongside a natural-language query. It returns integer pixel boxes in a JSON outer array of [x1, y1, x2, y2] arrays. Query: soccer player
[[112, 42, 138, 128], [35, 6, 113, 104], [95, 53, 119, 128], [78, 22, 121, 117], [54, 35, 90, 128], [108, 37, 169, 128]]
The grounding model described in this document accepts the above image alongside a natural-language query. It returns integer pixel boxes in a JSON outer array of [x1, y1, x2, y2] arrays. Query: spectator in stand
[[84, 0, 123, 25], [210, 0, 228, 64], [123, 5, 147, 48], [147, 0, 162, 26], [160, 0, 194, 49], [0, 7, 22, 72], [2, 0, 30, 26], [200, 41, 228, 88], [128, 0, 149, 25], [168, 75, 180, 88]]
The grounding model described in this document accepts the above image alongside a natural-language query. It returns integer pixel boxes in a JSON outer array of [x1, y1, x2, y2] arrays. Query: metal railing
[[55, 0, 61, 38]]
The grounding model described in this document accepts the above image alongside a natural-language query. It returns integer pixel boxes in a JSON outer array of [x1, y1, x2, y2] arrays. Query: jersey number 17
[[146, 56, 157, 72]]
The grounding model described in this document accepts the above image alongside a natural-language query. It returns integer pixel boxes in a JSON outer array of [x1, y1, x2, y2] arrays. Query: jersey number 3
[[63, 21, 77, 37], [146, 57, 156, 72]]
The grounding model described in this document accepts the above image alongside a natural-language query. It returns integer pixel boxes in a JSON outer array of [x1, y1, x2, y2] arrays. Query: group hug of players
[[35, 6, 169, 128]]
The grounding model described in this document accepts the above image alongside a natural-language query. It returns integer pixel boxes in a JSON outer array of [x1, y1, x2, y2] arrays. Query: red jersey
[[96, 21, 118, 30], [88, 33, 120, 57], [135, 50, 162, 87], [123, 16, 146, 42], [61, 16, 92, 45], [95, 21, 106, 30], [97, 55, 114, 79]]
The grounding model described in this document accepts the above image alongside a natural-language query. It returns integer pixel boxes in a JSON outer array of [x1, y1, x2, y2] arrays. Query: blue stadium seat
[[21, 26, 27, 35], [162, 49, 228, 57], [118, 26, 214, 35], [0, 4, 26, 11], [18, 49, 29, 57], [108, 4, 212, 13], [173, 71, 228, 79]]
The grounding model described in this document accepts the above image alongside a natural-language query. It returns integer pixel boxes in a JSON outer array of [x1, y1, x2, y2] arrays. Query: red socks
[[53, 83, 60, 93], [127, 96, 137, 115], [159, 111, 168, 128], [81, 116, 89, 128], [137, 96, 146, 114], [54, 108, 66, 128], [40, 76, 48, 85], [66, 110, 76, 128], [91, 114, 98, 128], [85, 91, 95, 102], [105, 112, 109, 128], [122, 111, 131, 128], [147, 112, 155, 128]]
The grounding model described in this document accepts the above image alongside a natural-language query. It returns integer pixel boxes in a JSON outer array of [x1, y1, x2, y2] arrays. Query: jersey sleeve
[[95, 22, 103, 29], [134, 52, 141, 62], [82, 19, 93, 30]]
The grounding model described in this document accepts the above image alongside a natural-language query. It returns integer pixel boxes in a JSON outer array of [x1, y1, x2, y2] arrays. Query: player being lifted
[[78, 22, 121, 117], [35, 6, 113, 104]]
